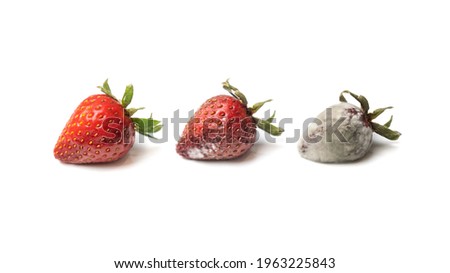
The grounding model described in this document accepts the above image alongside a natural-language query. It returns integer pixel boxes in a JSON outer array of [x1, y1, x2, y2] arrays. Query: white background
[[1, 0, 449, 272]]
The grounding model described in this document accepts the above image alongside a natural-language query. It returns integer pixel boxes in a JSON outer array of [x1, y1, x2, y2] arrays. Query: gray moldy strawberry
[[54, 80, 162, 164], [176, 80, 284, 160], [299, 91, 401, 163]]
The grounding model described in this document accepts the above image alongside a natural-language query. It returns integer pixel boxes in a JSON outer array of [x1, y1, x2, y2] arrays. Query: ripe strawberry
[[176, 80, 284, 160], [299, 91, 401, 163], [54, 80, 162, 164]]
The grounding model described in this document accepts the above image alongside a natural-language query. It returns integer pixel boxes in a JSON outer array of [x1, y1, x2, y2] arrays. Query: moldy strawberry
[[299, 91, 401, 163], [176, 80, 284, 160]]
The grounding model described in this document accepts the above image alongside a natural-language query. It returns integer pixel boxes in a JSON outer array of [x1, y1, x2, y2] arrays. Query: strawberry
[[176, 80, 284, 160], [299, 91, 401, 163], [54, 80, 162, 164]]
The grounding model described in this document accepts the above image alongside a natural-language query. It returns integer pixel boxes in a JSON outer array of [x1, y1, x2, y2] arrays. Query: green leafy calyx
[[131, 117, 163, 139], [97, 79, 162, 137], [340, 90, 401, 140], [222, 79, 284, 136]]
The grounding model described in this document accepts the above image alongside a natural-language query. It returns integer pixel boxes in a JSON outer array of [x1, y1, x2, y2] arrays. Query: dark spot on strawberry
[[300, 143, 308, 153], [347, 108, 358, 115]]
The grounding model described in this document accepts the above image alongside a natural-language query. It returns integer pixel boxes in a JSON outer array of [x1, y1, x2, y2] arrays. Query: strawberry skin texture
[[54, 94, 135, 164], [176, 95, 256, 160]]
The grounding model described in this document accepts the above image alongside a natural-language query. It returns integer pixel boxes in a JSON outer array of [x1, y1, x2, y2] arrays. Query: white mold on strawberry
[[299, 91, 401, 163]]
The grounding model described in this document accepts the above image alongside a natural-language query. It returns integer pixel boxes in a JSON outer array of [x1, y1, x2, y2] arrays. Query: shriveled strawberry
[[176, 80, 284, 160], [54, 80, 161, 164]]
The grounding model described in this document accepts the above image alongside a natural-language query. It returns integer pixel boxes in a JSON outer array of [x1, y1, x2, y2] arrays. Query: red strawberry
[[176, 80, 284, 160], [54, 80, 162, 164]]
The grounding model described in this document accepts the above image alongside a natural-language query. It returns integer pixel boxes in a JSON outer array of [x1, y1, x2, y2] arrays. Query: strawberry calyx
[[339, 90, 401, 140], [222, 79, 284, 136], [97, 79, 162, 138]]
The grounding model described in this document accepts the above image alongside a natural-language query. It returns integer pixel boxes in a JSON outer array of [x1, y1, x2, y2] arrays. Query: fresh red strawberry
[[176, 80, 284, 160], [54, 80, 162, 164]]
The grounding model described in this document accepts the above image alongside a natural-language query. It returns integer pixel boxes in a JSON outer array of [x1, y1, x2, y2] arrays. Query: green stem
[[221, 79, 284, 137], [222, 79, 248, 105], [339, 90, 401, 141], [96, 79, 162, 137]]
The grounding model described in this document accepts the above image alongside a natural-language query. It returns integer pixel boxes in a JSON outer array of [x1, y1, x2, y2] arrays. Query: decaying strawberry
[[176, 80, 284, 160], [54, 80, 161, 164], [299, 91, 401, 163]]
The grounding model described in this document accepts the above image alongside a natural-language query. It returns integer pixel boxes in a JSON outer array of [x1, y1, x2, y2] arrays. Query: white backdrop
[[1, 0, 449, 272]]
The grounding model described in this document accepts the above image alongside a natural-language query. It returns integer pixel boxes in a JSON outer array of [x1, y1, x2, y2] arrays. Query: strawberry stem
[[340, 90, 369, 113], [339, 90, 401, 141], [372, 122, 401, 140], [97, 79, 162, 137], [249, 99, 272, 114], [254, 116, 285, 136], [222, 79, 248, 105], [97, 79, 117, 100], [222, 79, 284, 137], [122, 84, 134, 108], [127, 107, 145, 117], [384, 115, 393, 128], [131, 117, 163, 138]]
